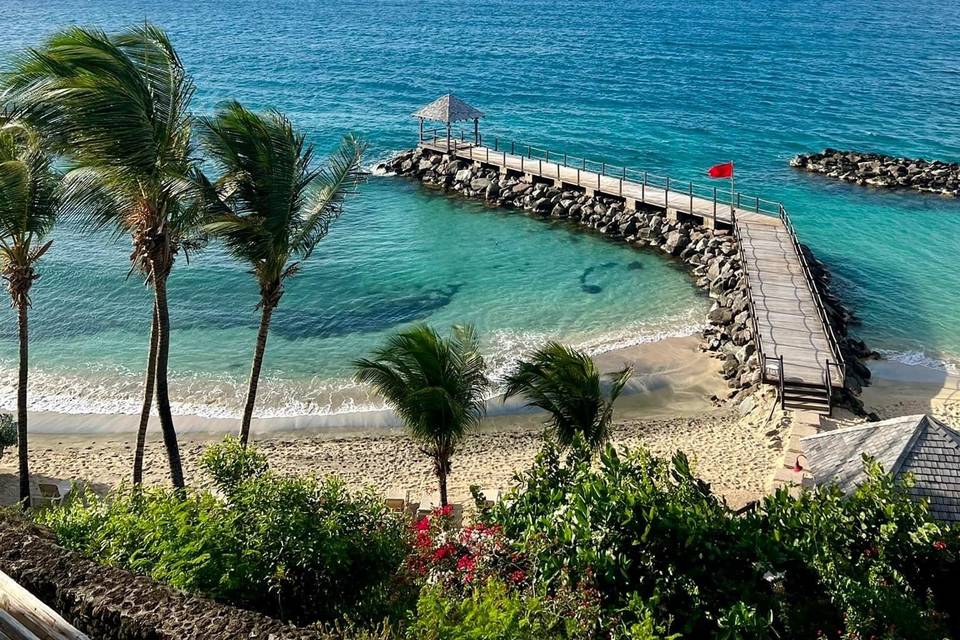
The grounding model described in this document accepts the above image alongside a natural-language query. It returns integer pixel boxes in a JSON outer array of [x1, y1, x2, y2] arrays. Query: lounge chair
[[36, 480, 71, 506], [37, 483, 63, 505], [384, 489, 410, 513], [477, 487, 502, 508], [416, 492, 463, 528]]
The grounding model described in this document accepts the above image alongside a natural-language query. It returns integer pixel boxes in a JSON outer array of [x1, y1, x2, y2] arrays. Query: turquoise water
[[0, 0, 958, 417]]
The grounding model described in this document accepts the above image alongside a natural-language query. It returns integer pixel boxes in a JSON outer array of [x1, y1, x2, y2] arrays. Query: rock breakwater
[[791, 149, 960, 197], [379, 147, 872, 406]]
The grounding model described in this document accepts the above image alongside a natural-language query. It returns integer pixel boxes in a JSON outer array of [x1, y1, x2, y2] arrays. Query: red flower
[[435, 504, 453, 518], [433, 543, 456, 561], [509, 569, 526, 584], [933, 540, 947, 551], [414, 517, 431, 532], [457, 554, 476, 572]]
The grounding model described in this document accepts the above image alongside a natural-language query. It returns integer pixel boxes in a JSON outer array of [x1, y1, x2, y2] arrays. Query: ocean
[[1, 0, 958, 419]]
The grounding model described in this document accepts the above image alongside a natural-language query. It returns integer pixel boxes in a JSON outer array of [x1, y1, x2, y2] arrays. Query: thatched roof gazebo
[[412, 93, 485, 147]]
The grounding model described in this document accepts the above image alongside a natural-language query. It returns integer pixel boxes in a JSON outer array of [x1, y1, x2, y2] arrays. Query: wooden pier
[[420, 130, 845, 413]]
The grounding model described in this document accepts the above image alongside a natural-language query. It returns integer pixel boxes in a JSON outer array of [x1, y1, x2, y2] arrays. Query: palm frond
[[290, 134, 368, 261], [503, 342, 625, 450], [1, 23, 202, 248], [199, 102, 366, 288], [353, 324, 489, 452]]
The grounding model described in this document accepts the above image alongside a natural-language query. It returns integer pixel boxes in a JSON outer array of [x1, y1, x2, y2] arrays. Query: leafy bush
[[0, 414, 16, 460], [407, 579, 560, 640], [457, 440, 959, 639], [480, 440, 778, 637], [199, 435, 268, 495], [36, 439, 412, 625], [761, 458, 959, 639]]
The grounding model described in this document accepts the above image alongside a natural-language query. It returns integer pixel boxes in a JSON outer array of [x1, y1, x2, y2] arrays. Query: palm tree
[[199, 101, 367, 446], [0, 121, 60, 507], [1, 25, 209, 489], [503, 343, 632, 450], [354, 324, 489, 506]]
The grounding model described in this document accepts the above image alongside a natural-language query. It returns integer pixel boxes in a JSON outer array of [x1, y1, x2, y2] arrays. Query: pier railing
[[731, 209, 779, 388], [420, 126, 847, 401], [421, 127, 785, 217], [776, 204, 846, 389]]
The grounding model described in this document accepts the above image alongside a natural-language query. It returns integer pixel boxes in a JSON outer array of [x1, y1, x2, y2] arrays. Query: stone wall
[[379, 148, 872, 407], [791, 149, 960, 197], [0, 513, 332, 640]]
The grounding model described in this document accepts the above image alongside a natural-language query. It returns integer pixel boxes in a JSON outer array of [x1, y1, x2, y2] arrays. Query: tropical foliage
[[33, 428, 960, 638], [504, 342, 632, 449], [446, 442, 960, 639], [1, 24, 212, 489], [0, 119, 61, 506], [0, 414, 16, 460], [199, 101, 367, 445], [37, 437, 411, 625], [354, 324, 489, 505]]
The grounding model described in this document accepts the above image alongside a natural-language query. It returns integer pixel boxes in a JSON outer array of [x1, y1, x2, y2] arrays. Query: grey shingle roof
[[412, 94, 484, 123], [801, 415, 960, 521]]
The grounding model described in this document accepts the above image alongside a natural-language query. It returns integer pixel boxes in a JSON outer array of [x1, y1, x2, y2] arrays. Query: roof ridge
[[801, 415, 932, 442], [927, 415, 960, 449], [889, 419, 928, 476]]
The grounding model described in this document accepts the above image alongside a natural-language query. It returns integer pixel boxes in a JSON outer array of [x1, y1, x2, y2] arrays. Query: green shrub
[[36, 441, 412, 626], [0, 414, 16, 460], [199, 435, 268, 495], [481, 440, 777, 637], [467, 441, 957, 639], [761, 457, 958, 639], [407, 579, 560, 640]]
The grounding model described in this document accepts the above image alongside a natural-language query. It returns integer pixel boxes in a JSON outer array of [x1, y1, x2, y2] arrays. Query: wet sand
[[1, 336, 790, 508]]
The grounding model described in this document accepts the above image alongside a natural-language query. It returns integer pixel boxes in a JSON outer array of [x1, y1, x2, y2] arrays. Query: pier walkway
[[420, 131, 845, 413]]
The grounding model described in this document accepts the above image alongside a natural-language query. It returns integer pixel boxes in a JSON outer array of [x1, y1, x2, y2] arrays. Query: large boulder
[[470, 177, 491, 192]]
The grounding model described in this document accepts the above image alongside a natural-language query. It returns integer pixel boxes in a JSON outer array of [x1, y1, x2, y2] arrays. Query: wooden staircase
[[781, 380, 832, 414]]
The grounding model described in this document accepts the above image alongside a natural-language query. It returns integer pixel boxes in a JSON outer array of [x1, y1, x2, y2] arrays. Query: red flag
[[707, 162, 734, 179]]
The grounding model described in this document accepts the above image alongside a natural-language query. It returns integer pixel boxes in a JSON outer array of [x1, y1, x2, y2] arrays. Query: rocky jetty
[[791, 149, 960, 196], [379, 148, 871, 406]]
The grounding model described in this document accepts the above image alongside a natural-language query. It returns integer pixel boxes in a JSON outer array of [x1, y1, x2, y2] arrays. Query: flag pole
[[730, 161, 735, 219]]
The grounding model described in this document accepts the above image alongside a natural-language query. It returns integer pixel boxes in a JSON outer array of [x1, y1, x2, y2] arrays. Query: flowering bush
[[405, 505, 527, 593]]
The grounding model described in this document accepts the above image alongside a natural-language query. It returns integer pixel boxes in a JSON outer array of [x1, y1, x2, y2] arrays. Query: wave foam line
[[0, 314, 705, 420]]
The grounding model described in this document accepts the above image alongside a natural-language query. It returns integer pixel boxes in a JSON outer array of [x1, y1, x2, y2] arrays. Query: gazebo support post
[[412, 94, 485, 153]]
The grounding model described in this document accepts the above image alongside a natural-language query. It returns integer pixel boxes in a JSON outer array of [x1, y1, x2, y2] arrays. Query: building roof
[[802, 414, 960, 521], [412, 94, 484, 123]]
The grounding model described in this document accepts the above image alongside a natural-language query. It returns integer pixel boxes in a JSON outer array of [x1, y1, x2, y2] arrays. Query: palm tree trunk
[[239, 298, 275, 446], [132, 303, 159, 485], [152, 274, 185, 490], [437, 458, 449, 507], [17, 301, 30, 508]]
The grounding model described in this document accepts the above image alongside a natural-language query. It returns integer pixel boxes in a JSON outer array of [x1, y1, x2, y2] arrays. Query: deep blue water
[[0, 0, 958, 417]]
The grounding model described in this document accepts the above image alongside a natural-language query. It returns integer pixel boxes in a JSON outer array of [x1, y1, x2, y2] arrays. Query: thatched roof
[[412, 94, 484, 123]]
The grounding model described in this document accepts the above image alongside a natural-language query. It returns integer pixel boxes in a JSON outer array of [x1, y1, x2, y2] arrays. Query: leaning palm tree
[[0, 121, 60, 507], [354, 324, 489, 506], [1, 25, 210, 489], [199, 101, 367, 446], [503, 343, 632, 450]]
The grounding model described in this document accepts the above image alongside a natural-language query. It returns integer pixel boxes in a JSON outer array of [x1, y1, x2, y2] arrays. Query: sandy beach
[[4, 337, 958, 512], [0, 336, 785, 509]]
